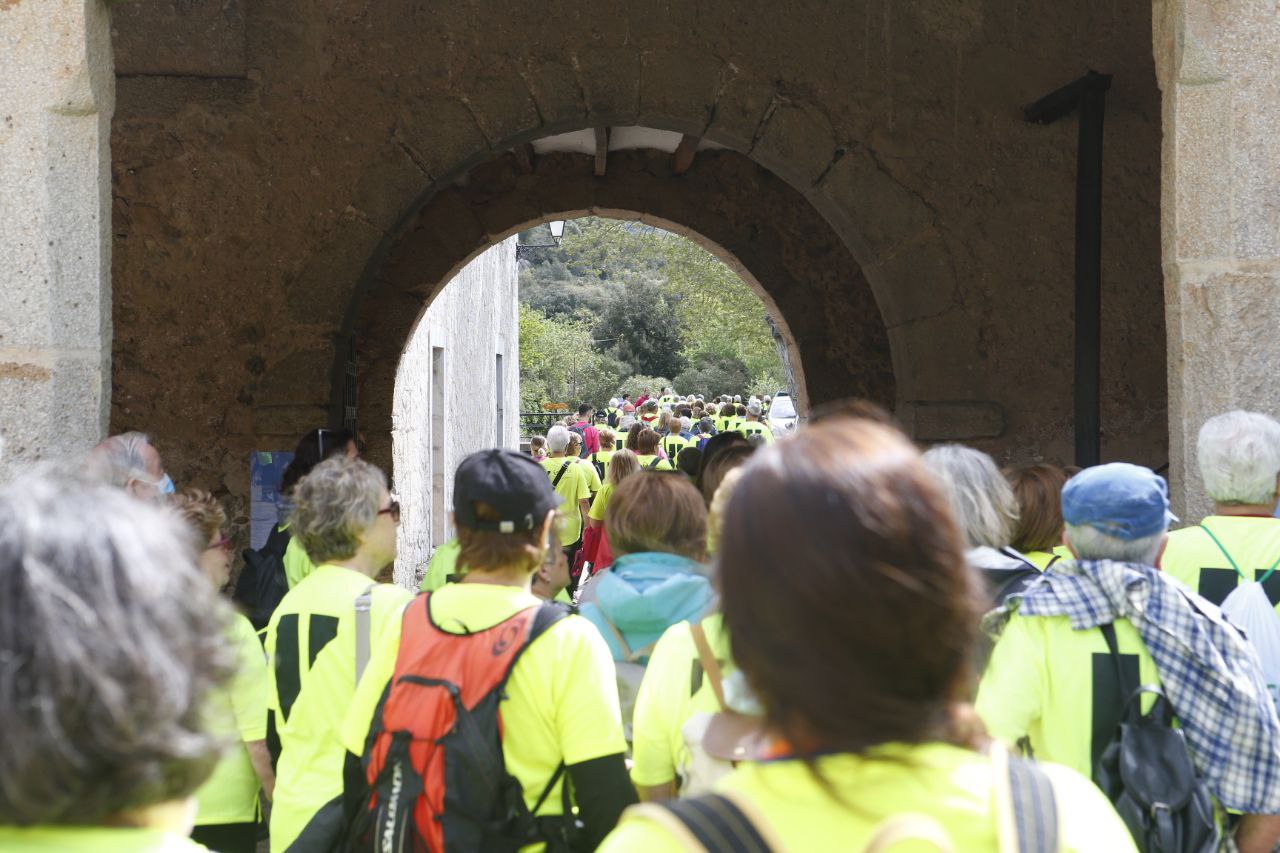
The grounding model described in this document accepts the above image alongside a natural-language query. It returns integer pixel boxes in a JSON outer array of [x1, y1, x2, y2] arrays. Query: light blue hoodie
[[579, 552, 714, 661]]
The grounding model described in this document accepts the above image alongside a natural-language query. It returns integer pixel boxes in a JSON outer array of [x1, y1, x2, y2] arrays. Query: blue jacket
[[579, 552, 714, 662]]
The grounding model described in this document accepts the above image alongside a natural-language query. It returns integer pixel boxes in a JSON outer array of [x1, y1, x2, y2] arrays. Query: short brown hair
[[606, 472, 707, 559], [1005, 463, 1069, 553], [458, 502, 553, 575], [171, 489, 226, 544], [636, 428, 661, 456]]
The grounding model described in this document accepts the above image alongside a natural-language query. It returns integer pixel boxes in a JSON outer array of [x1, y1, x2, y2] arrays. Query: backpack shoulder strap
[[642, 792, 775, 853], [1199, 523, 1245, 577], [354, 583, 375, 683], [689, 620, 727, 712], [990, 744, 1060, 853], [552, 459, 573, 488]]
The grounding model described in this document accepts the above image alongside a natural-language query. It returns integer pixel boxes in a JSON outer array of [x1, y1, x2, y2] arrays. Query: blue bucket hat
[[1061, 462, 1178, 541]]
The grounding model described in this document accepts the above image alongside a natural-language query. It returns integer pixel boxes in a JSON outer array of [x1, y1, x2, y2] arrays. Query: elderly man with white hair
[[977, 463, 1280, 853], [541, 424, 594, 563], [88, 431, 173, 501], [1162, 410, 1280, 606]]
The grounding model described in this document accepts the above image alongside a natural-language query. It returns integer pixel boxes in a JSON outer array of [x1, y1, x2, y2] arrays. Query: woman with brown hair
[[578, 472, 714, 732], [600, 418, 1134, 851], [1005, 463, 1072, 569], [633, 428, 675, 471]]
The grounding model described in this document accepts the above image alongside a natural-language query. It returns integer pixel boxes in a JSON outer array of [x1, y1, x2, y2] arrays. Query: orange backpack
[[348, 594, 573, 852]]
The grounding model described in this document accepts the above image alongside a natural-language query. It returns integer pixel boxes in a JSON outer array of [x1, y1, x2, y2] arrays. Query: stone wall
[[107, 0, 1167, 518], [0, 0, 113, 476], [1155, 0, 1280, 517], [391, 238, 519, 587]]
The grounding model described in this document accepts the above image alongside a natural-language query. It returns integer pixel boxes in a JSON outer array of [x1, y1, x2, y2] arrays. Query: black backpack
[[1093, 623, 1219, 853], [233, 524, 291, 631]]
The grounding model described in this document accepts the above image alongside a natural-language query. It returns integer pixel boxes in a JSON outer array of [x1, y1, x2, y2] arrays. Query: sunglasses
[[378, 501, 401, 524]]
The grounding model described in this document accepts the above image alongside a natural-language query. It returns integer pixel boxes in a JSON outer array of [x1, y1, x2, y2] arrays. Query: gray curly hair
[[0, 468, 235, 825], [922, 444, 1019, 549], [289, 456, 387, 564]]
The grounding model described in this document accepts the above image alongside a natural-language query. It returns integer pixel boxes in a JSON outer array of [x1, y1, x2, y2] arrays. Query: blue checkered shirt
[[984, 559, 1280, 814]]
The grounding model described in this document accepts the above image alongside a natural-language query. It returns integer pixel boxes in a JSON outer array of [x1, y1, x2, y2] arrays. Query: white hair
[[680, 417, 692, 432], [88, 432, 157, 488], [1197, 410, 1280, 506], [922, 445, 1019, 549], [1065, 523, 1165, 566], [546, 425, 571, 453]]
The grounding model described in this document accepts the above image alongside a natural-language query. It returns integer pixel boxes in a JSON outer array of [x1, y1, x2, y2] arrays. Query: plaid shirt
[[984, 559, 1280, 814]]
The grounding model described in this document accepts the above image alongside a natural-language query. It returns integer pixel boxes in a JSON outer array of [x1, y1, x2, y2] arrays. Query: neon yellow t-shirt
[[283, 534, 316, 589], [976, 611, 1160, 781], [634, 454, 674, 472], [264, 565, 413, 852], [631, 615, 733, 788], [589, 483, 614, 522], [576, 457, 602, 493], [1162, 516, 1280, 609], [0, 826, 209, 853], [660, 434, 691, 461], [420, 538, 462, 592], [194, 611, 268, 825], [599, 743, 1135, 852], [541, 457, 592, 547], [738, 421, 775, 445], [590, 450, 616, 480], [1021, 545, 1072, 571], [340, 584, 627, 840]]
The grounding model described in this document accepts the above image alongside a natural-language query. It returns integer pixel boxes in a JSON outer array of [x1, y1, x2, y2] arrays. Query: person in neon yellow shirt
[[0, 473, 240, 852], [737, 401, 775, 445], [173, 491, 275, 853], [979, 462, 1280, 852], [340, 449, 635, 850], [1005, 462, 1074, 570], [633, 428, 674, 471], [541, 425, 593, 557], [264, 458, 414, 852], [588, 450, 641, 531], [1163, 411, 1280, 608], [590, 427, 618, 481], [601, 419, 1134, 852], [277, 428, 359, 588]]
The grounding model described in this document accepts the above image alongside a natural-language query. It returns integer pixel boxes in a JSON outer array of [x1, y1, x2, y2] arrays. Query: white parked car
[[767, 393, 798, 433]]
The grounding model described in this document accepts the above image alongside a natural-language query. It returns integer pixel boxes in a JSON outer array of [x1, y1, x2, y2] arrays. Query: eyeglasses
[[378, 501, 401, 524], [205, 535, 233, 553]]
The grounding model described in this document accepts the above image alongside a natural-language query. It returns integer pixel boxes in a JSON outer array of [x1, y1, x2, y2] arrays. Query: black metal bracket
[[1025, 70, 1112, 469]]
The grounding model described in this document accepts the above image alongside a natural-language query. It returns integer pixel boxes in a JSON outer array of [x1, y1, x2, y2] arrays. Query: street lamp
[[516, 220, 566, 261]]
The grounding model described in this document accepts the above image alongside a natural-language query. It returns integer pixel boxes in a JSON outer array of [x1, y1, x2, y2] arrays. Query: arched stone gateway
[[2, 0, 1192, 520], [347, 144, 897, 471]]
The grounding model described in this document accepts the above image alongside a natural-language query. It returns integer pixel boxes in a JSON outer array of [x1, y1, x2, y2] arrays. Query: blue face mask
[[159, 473, 175, 495]]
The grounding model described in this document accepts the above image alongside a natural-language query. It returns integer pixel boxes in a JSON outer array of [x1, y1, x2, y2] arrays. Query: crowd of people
[[7, 395, 1280, 852]]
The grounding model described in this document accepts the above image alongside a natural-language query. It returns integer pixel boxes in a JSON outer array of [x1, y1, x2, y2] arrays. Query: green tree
[[675, 353, 751, 399], [559, 218, 784, 390], [518, 305, 624, 410], [594, 277, 686, 378]]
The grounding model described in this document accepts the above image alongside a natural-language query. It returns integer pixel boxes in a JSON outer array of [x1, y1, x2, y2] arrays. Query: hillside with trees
[[517, 217, 788, 410]]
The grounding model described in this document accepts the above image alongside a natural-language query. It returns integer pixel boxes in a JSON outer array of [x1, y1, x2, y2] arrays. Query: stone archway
[[346, 146, 896, 471]]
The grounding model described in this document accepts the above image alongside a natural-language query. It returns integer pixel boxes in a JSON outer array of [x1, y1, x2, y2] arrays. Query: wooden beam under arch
[[594, 127, 610, 176], [673, 134, 699, 174]]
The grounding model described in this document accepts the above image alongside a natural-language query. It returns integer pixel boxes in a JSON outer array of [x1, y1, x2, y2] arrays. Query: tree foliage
[[517, 218, 786, 407], [517, 305, 624, 411]]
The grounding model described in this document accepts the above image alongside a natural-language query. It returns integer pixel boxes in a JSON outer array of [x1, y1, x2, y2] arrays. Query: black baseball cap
[[453, 449, 561, 533]]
